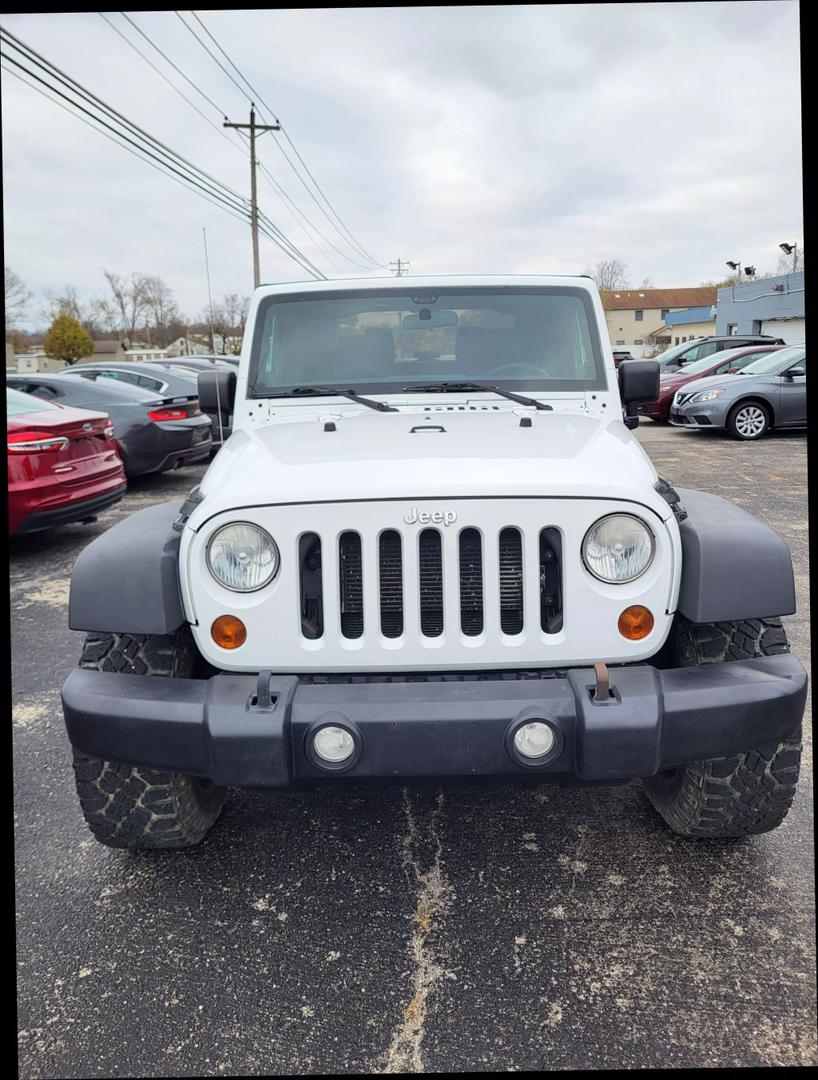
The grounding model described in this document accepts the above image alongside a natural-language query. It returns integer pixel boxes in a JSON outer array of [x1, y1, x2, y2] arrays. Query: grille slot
[[299, 533, 323, 639], [339, 531, 363, 638], [539, 528, 562, 634], [379, 530, 403, 638], [418, 529, 444, 637], [499, 527, 524, 634], [459, 528, 483, 635]]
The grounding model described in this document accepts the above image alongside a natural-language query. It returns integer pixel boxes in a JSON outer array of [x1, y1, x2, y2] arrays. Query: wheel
[[726, 400, 771, 440], [72, 628, 225, 849], [643, 615, 802, 838]]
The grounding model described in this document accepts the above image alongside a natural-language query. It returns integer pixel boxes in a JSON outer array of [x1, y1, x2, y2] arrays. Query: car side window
[[136, 375, 163, 390], [712, 360, 734, 375], [30, 383, 59, 399]]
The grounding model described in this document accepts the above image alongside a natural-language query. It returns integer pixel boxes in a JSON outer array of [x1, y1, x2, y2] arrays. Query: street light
[[725, 260, 741, 283], [779, 242, 798, 272], [743, 266, 756, 278]]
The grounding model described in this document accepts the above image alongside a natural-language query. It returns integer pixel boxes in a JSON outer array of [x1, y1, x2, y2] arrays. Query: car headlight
[[689, 388, 726, 403], [206, 522, 280, 591], [582, 513, 655, 583]]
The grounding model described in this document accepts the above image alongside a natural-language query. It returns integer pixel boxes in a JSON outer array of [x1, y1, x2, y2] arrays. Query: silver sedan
[[668, 345, 806, 440]]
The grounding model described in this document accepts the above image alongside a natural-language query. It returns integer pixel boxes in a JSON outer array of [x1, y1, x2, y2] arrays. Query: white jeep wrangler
[[62, 276, 807, 848]]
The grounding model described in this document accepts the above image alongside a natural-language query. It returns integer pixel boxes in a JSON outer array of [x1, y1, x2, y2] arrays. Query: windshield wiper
[[267, 386, 397, 412], [402, 381, 553, 411]]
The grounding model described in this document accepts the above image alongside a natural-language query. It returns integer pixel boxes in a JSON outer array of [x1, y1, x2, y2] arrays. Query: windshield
[[248, 287, 606, 396], [6, 387, 60, 415], [652, 341, 698, 366], [670, 349, 751, 377], [739, 346, 806, 375]]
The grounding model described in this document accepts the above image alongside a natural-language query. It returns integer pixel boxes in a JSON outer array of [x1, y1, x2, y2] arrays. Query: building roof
[[92, 340, 128, 353], [664, 305, 716, 326], [601, 286, 718, 311]]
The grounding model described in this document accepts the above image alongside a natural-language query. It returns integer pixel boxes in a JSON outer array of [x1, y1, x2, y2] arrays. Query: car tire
[[71, 628, 225, 849], [642, 615, 802, 838], [726, 400, 771, 440]]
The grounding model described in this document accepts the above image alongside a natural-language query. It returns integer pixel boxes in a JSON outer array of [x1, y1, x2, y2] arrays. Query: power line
[[185, 9, 384, 268], [0, 62, 253, 230], [0, 25, 325, 280], [101, 11, 337, 276], [97, 12, 248, 158], [390, 259, 411, 277]]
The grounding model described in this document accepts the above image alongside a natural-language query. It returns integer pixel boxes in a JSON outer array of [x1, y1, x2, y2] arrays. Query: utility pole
[[224, 105, 280, 288], [390, 258, 410, 277]]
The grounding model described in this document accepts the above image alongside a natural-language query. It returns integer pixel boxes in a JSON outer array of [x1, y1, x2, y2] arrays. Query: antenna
[[203, 225, 215, 354]]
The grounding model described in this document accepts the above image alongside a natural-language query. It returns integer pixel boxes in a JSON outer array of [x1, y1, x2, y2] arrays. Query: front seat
[[334, 328, 394, 381]]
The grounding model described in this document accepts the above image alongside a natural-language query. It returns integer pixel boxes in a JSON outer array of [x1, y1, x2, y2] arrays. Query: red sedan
[[7, 387, 127, 536], [638, 344, 786, 422]]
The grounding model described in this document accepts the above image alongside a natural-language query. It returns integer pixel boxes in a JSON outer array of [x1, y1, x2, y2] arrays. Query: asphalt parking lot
[[13, 422, 815, 1075]]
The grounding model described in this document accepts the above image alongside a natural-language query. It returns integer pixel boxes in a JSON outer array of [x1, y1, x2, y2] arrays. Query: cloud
[[1, 3, 802, 328]]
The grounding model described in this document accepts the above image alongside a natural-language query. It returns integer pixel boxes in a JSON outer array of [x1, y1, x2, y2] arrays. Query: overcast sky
[[1, 3, 802, 329]]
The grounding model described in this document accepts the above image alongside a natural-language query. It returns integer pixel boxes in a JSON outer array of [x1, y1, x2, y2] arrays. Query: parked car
[[8, 373, 213, 475], [669, 345, 806, 439], [144, 357, 236, 447], [7, 386, 126, 535], [151, 354, 240, 368], [654, 334, 785, 372], [611, 348, 635, 366], [62, 359, 231, 449], [61, 274, 806, 850], [59, 359, 201, 400], [638, 344, 785, 422]]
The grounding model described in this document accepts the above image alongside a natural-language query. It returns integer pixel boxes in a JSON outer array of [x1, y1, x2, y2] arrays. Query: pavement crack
[[382, 788, 452, 1074]]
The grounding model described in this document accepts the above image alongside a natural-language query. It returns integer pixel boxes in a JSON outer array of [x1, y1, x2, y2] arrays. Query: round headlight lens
[[207, 522, 280, 591], [582, 513, 655, 583]]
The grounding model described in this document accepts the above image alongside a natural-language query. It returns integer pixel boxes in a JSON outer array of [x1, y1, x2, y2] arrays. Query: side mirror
[[618, 360, 660, 429], [784, 367, 805, 379], [198, 368, 236, 420]]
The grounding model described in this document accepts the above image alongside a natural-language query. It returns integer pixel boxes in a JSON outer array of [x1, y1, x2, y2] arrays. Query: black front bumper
[[61, 655, 807, 786]]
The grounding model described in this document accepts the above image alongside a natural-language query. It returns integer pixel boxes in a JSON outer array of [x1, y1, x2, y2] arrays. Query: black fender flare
[[675, 488, 795, 622], [69, 500, 186, 635]]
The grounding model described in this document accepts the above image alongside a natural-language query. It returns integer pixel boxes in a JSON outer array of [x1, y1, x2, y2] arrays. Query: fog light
[[313, 725, 356, 764], [211, 614, 247, 649], [618, 605, 654, 640], [513, 721, 555, 761]]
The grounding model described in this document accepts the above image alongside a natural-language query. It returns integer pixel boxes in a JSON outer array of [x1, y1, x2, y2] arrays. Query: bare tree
[[637, 277, 654, 289], [221, 293, 251, 354], [96, 270, 152, 342], [5, 266, 32, 334], [42, 285, 101, 337], [142, 275, 183, 347], [776, 247, 804, 275], [586, 259, 630, 292]]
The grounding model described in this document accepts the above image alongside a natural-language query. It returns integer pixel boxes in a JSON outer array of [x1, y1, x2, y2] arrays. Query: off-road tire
[[72, 629, 225, 849], [643, 615, 802, 838], [726, 399, 771, 440]]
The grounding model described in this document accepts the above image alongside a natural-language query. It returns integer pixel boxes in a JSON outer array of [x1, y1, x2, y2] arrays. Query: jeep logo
[[403, 506, 457, 526]]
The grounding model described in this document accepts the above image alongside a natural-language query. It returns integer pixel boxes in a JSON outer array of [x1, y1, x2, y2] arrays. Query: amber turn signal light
[[211, 614, 247, 649], [618, 605, 654, 640]]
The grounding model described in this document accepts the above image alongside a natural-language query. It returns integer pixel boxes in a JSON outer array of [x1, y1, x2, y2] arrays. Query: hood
[[193, 408, 670, 524], [674, 373, 735, 395]]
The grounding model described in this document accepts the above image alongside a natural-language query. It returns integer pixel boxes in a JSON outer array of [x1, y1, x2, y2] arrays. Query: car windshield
[[652, 341, 698, 366], [249, 287, 606, 395], [673, 349, 755, 377], [739, 347, 806, 375], [6, 386, 60, 415]]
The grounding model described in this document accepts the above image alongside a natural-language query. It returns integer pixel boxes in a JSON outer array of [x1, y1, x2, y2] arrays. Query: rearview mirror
[[402, 310, 458, 329], [198, 368, 236, 420]]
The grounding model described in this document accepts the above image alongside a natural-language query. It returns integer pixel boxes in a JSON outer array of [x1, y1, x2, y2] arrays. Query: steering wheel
[[485, 363, 547, 380]]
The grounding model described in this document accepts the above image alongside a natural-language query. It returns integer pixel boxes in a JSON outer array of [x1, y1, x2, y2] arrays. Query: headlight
[[689, 388, 726, 403], [207, 522, 280, 591], [582, 513, 655, 583]]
